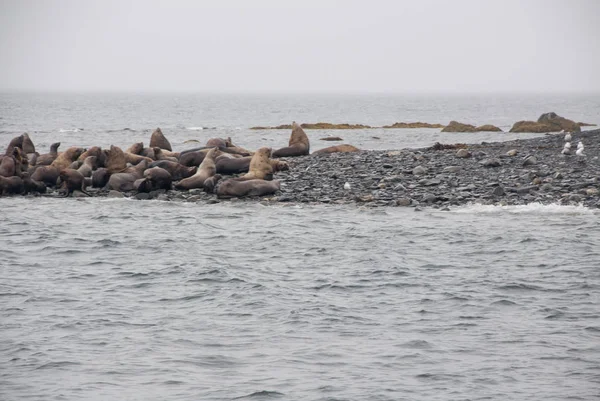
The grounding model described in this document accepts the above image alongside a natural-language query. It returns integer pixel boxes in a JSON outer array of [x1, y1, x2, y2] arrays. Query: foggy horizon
[[1, 0, 599, 94]]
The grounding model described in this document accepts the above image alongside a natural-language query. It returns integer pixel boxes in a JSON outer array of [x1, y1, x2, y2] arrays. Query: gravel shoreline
[[22, 129, 600, 209]]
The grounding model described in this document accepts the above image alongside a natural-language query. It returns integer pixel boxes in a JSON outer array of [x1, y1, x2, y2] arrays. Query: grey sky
[[1, 0, 598, 93]]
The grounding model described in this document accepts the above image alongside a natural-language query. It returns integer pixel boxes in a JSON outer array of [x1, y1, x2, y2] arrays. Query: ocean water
[[1, 93, 600, 400]]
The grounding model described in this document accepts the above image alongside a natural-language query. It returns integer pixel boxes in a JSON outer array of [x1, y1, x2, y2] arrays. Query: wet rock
[[108, 190, 124, 198], [492, 186, 505, 196], [135, 192, 150, 200]]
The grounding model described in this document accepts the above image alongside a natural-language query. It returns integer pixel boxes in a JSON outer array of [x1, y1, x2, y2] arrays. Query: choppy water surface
[[1, 199, 599, 400]]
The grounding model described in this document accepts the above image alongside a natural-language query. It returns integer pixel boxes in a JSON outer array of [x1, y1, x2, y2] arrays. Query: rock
[[442, 121, 477, 133], [72, 190, 88, 198], [135, 192, 150, 200], [507, 149, 518, 157], [554, 172, 564, 179], [586, 188, 599, 196], [540, 183, 554, 192], [413, 166, 427, 175], [107, 190, 124, 198], [396, 197, 411, 206], [356, 194, 375, 202], [419, 178, 441, 186], [443, 166, 461, 173], [382, 122, 445, 129], [475, 124, 502, 132], [480, 158, 502, 167], [422, 193, 437, 203], [506, 185, 539, 194], [523, 155, 537, 166], [510, 112, 581, 133], [456, 149, 471, 158], [206, 199, 220, 204]]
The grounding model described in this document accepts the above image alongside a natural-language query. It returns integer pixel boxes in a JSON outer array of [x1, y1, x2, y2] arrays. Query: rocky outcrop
[[475, 124, 502, 132], [442, 121, 503, 133], [382, 122, 445, 129], [251, 123, 371, 130], [510, 112, 581, 133]]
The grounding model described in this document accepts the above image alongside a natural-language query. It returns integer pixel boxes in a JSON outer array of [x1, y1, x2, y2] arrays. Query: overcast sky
[[0, 0, 598, 93]]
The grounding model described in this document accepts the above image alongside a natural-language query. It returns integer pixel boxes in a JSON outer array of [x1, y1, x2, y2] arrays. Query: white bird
[[559, 129, 565, 135], [564, 132, 572, 142], [564, 142, 571, 149], [344, 182, 351, 190], [577, 141, 584, 150], [576, 147, 585, 157]]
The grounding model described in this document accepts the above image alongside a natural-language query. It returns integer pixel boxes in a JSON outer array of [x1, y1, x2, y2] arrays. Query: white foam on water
[[185, 127, 204, 131], [58, 128, 82, 133], [452, 202, 596, 216]]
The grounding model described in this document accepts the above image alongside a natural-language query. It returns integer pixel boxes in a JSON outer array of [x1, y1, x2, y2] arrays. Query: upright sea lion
[[216, 179, 280, 198], [59, 169, 90, 197], [13, 147, 29, 176], [104, 145, 127, 173], [235, 147, 275, 181], [312, 144, 360, 155], [0, 175, 24, 195], [126, 142, 144, 155], [149, 127, 172, 151], [77, 156, 97, 177], [148, 160, 197, 180], [272, 121, 310, 157], [174, 147, 218, 190], [0, 153, 17, 177], [35, 142, 61, 165], [51, 147, 84, 170], [22, 133, 36, 154], [21, 172, 46, 194], [31, 166, 60, 186], [4, 135, 23, 155], [77, 146, 106, 167]]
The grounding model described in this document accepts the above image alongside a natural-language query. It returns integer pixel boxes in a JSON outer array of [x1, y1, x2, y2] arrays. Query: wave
[[58, 128, 83, 133], [186, 126, 204, 131], [452, 202, 596, 215]]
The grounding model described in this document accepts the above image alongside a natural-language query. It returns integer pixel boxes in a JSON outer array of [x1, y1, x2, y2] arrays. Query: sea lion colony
[[0, 122, 353, 199]]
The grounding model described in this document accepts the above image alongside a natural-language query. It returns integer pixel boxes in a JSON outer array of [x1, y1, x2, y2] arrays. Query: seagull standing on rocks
[[562, 142, 571, 155], [577, 141, 584, 151], [565, 132, 572, 142], [344, 182, 351, 190], [576, 142, 585, 157]]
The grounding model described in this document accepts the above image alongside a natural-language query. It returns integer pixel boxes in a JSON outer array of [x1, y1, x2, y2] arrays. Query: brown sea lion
[[51, 147, 84, 170], [106, 172, 138, 192], [22, 133, 36, 154], [126, 142, 144, 155], [104, 145, 127, 174], [77, 156, 97, 177], [91, 168, 109, 188], [21, 172, 46, 194], [77, 146, 106, 166], [4, 135, 23, 155], [149, 127, 172, 151], [153, 147, 178, 162], [312, 144, 360, 155], [203, 174, 222, 194], [235, 147, 275, 181], [0, 175, 24, 195], [216, 156, 251, 175], [141, 147, 156, 160], [13, 147, 29, 176], [124, 152, 153, 165], [31, 166, 59, 186], [137, 166, 172, 192], [148, 160, 197, 181], [174, 147, 218, 190], [179, 150, 207, 167], [0, 153, 17, 177], [206, 137, 231, 148], [216, 179, 280, 199], [69, 160, 83, 169], [272, 121, 310, 157], [59, 169, 90, 197], [35, 142, 61, 166]]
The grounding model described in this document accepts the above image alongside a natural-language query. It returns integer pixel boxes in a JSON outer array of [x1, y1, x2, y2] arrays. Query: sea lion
[[312, 144, 360, 154], [21, 172, 46, 194], [141, 147, 156, 160], [206, 137, 231, 148], [35, 142, 61, 165], [106, 172, 138, 192], [91, 168, 109, 188], [149, 127, 172, 151], [126, 142, 144, 155], [13, 147, 29, 176], [174, 147, 218, 190], [59, 169, 90, 197], [203, 174, 222, 194], [104, 145, 127, 174], [31, 166, 59, 186], [77, 146, 106, 166], [77, 156, 97, 177], [4, 135, 24, 155], [69, 160, 83, 169], [153, 147, 178, 162], [22, 133, 35, 154], [51, 147, 84, 170], [124, 152, 153, 165], [0, 175, 24, 195], [179, 150, 207, 167], [272, 121, 310, 157], [0, 152, 17, 177], [235, 147, 275, 181], [216, 179, 280, 199], [216, 156, 251, 175], [148, 160, 197, 180], [136, 167, 172, 192]]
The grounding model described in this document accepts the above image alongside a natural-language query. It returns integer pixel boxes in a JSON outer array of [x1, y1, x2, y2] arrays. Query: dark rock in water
[[510, 112, 581, 133]]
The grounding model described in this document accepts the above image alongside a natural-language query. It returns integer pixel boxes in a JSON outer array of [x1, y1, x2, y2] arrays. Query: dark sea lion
[[178, 150, 207, 167], [51, 147, 84, 170], [234, 147, 275, 181], [141, 147, 156, 160], [0, 175, 24, 195], [216, 179, 280, 199], [205, 137, 231, 148], [122, 159, 149, 179], [142, 166, 172, 191], [77, 156, 97, 177], [126, 142, 144, 155], [4, 135, 24, 155], [35, 142, 61, 166], [104, 145, 127, 173], [0, 153, 17, 177], [149, 160, 196, 181], [59, 169, 90, 197], [78, 146, 105, 166], [31, 166, 60, 186], [149, 127, 172, 151], [106, 172, 138, 192], [312, 144, 360, 155], [22, 133, 36, 154], [203, 174, 222, 193], [91, 168, 109, 188], [174, 147, 217, 190], [216, 156, 251, 175], [272, 121, 310, 157], [21, 172, 47, 194], [69, 160, 83, 169]]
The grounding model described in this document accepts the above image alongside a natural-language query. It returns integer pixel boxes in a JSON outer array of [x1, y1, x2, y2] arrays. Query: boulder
[[382, 122, 445, 129], [456, 149, 471, 158], [441, 121, 477, 133], [475, 124, 502, 132], [510, 112, 581, 133]]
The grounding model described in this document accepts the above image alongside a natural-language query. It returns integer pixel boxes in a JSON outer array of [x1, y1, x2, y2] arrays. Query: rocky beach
[[25, 128, 598, 210]]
